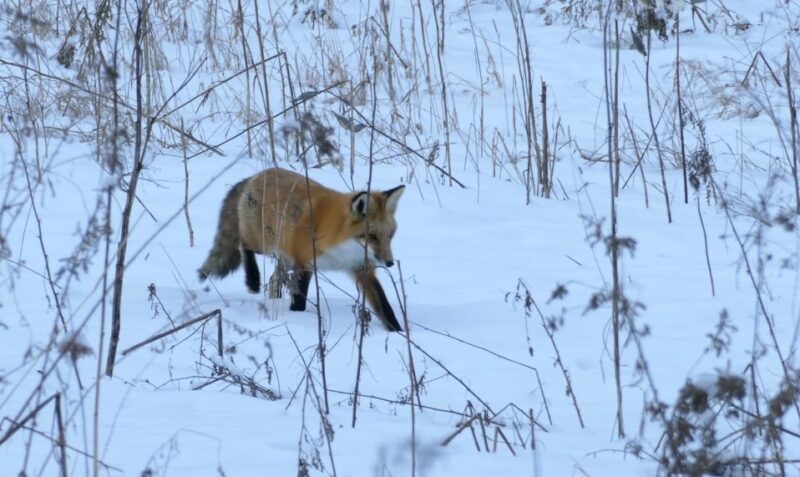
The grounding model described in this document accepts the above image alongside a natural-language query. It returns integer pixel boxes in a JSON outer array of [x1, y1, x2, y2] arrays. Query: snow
[[1, 0, 799, 476]]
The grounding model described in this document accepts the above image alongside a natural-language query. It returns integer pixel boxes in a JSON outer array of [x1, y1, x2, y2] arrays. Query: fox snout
[[368, 240, 396, 268], [372, 253, 394, 268], [373, 248, 394, 267]]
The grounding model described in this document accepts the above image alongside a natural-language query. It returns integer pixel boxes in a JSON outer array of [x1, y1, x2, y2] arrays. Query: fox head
[[350, 185, 405, 267]]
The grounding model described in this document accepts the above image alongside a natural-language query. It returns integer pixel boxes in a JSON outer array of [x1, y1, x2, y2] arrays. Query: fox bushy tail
[[198, 179, 248, 281]]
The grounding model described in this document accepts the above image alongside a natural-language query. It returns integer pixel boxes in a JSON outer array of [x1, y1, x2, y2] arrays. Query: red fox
[[198, 168, 405, 331]]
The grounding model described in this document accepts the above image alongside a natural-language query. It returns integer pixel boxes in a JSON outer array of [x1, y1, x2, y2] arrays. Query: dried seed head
[[59, 331, 94, 362]]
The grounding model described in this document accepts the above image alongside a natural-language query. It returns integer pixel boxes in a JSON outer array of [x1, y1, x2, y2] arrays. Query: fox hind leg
[[242, 248, 261, 293]]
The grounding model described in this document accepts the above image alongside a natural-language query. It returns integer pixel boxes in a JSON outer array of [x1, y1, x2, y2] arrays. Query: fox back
[[236, 168, 403, 268]]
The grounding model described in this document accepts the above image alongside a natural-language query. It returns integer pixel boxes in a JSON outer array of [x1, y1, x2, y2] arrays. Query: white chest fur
[[315, 239, 373, 270]]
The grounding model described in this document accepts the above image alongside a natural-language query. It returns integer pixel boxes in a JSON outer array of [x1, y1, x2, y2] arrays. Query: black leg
[[353, 270, 402, 332], [243, 248, 260, 293], [290, 270, 312, 311], [370, 277, 402, 332]]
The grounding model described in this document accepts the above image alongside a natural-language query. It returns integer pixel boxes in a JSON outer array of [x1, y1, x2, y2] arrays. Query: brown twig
[[621, 106, 649, 208], [235, 0, 253, 157], [186, 79, 345, 161], [603, 11, 623, 437], [252, 0, 279, 168], [352, 65, 381, 428], [398, 262, 418, 475], [786, 47, 799, 214], [11, 133, 66, 332], [711, 179, 800, 420], [613, 20, 621, 198], [0, 57, 223, 156], [1, 419, 122, 473], [676, 16, 688, 204], [440, 413, 481, 447], [410, 320, 551, 423], [0, 393, 58, 447], [107, 4, 211, 376], [696, 195, 716, 296], [162, 52, 281, 118], [430, 0, 453, 186], [331, 91, 466, 188], [300, 160, 330, 416], [107, 0, 150, 377], [493, 426, 516, 456], [181, 118, 195, 247], [538, 309, 584, 427], [645, 29, 672, 223], [120, 309, 222, 356], [53, 393, 67, 477], [508, 0, 541, 203], [541, 81, 550, 197], [405, 337, 495, 415], [742, 50, 782, 87]]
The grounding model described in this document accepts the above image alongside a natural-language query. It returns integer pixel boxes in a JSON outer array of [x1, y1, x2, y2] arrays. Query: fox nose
[[385, 260, 394, 268]]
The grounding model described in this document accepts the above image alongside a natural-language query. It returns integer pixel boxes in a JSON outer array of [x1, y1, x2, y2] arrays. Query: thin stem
[[786, 46, 799, 213], [430, 0, 452, 186], [252, 0, 278, 167], [398, 262, 417, 476], [645, 30, 672, 223], [676, 15, 688, 203], [603, 9, 624, 439], [107, 0, 150, 377], [696, 195, 716, 296]]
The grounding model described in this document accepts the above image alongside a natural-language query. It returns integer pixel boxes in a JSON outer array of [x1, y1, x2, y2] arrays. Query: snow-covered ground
[[2, 0, 799, 475]]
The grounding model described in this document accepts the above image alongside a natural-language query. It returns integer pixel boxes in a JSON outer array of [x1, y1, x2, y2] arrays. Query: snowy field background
[[1, 0, 800, 475]]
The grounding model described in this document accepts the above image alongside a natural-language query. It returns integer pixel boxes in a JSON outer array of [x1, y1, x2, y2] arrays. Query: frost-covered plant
[[656, 370, 800, 476]]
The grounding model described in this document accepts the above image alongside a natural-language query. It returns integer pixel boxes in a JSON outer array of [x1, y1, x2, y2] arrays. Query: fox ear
[[383, 185, 405, 212], [351, 192, 369, 220]]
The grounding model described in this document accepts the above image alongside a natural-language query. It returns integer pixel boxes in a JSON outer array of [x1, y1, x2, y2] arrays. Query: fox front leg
[[352, 269, 402, 332]]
